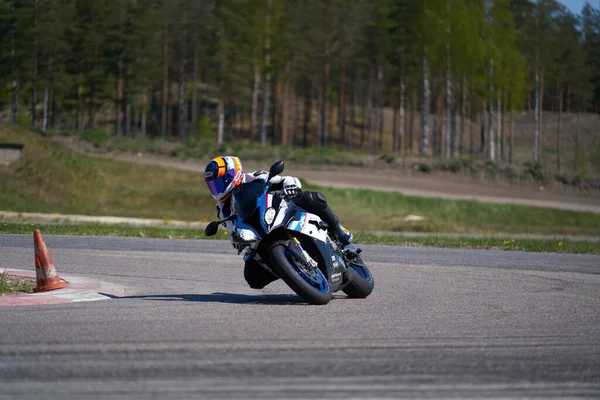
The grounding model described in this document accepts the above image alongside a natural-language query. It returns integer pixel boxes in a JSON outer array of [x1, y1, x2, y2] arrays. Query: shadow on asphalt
[[100, 292, 309, 305]]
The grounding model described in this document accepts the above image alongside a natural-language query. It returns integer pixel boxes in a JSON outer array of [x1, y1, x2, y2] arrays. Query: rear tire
[[269, 244, 332, 305], [342, 258, 374, 299]]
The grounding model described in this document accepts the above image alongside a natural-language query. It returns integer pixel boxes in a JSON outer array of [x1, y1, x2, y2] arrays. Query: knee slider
[[307, 191, 328, 210]]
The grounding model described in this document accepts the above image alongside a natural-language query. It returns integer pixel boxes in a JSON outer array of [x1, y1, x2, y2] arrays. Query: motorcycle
[[204, 160, 374, 305]]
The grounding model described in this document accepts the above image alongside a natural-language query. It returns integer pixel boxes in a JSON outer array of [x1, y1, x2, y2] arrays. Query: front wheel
[[269, 244, 332, 305], [342, 257, 375, 299]]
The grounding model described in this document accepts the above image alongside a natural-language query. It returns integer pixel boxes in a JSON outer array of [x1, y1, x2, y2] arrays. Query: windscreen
[[232, 182, 264, 220]]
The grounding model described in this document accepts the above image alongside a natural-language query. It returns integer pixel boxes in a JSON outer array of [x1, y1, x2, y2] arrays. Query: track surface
[[1, 235, 599, 399]]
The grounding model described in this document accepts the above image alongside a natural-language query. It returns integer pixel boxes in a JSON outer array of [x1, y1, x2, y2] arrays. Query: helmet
[[204, 156, 244, 202]]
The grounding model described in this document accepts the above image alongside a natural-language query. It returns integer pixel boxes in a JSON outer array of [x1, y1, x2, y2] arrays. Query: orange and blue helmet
[[204, 156, 244, 202]]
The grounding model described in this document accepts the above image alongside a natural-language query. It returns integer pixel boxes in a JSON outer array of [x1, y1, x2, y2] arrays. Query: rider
[[204, 155, 353, 290]]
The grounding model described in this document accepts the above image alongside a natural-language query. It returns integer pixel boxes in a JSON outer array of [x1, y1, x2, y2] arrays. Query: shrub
[[171, 147, 182, 157], [81, 129, 111, 148], [198, 116, 214, 141]]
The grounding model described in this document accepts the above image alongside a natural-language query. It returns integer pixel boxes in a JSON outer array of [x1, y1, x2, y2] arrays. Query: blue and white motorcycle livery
[[205, 161, 374, 305]]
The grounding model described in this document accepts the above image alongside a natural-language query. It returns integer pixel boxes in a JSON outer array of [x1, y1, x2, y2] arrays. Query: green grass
[[1, 223, 599, 254], [1, 123, 211, 221], [0, 222, 219, 240], [3, 123, 600, 236], [0, 274, 10, 294], [309, 183, 600, 236]]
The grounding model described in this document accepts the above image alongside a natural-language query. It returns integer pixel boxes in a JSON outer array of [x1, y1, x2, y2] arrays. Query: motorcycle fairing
[[286, 210, 328, 243]]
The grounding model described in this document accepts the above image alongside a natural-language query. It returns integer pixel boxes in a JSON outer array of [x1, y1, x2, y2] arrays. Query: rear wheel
[[269, 244, 332, 305], [342, 256, 374, 298]]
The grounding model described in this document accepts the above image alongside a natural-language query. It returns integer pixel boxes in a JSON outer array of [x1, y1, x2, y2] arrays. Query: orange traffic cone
[[33, 229, 67, 292]]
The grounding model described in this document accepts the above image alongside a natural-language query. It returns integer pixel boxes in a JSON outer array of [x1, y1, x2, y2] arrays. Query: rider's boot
[[332, 222, 353, 246], [320, 205, 353, 245]]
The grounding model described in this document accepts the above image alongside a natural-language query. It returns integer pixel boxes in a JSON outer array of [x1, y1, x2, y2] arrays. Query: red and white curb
[[0, 269, 126, 306]]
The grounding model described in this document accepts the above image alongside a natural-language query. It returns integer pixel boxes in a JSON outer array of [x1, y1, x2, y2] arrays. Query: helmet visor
[[206, 168, 235, 198]]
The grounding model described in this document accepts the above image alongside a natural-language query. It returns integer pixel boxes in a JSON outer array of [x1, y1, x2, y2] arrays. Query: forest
[[1, 0, 599, 170]]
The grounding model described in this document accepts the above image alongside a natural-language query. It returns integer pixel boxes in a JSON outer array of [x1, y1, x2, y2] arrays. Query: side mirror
[[268, 160, 285, 180], [204, 221, 220, 237]]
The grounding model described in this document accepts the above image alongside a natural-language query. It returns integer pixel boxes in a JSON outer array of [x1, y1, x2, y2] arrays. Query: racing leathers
[[215, 170, 352, 289]]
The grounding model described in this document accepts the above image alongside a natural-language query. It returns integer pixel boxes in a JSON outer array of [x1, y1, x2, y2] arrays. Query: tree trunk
[[217, 97, 225, 145], [488, 59, 495, 161], [293, 87, 300, 146], [480, 101, 486, 156], [260, 0, 272, 146], [501, 89, 507, 162], [281, 63, 292, 146], [566, 82, 571, 114], [509, 107, 514, 165], [366, 67, 374, 151], [122, 72, 129, 136], [556, 78, 562, 172], [115, 66, 123, 135], [132, 106, 138, 138], [445, 56, 451, 159], [178, 37, 187, 140], [319, 47, 331, 148], [437, 72, 445, 158], [574, 113, 579, 173], [460, 78, 467, 157], [236, 102, 242, 139], [422, 52, 430, 156], [42, 54, 52, 134], [539, 68, 544, 164], [87, 87, 95, 129], [191, 31, 199, 140], [9, 0, 18, 125], [469, 104, 476, 157], [51, 87, 60, 129], [273, 77, 281, 145], [392, 98, 398, 154], [302, 78, 312, 148], [11, 73, 19, 125], [398, 73, 405, 156], [451, 82, 458, 158], [141, 84, 148, 137], [339, 61, 347, 145], [432, 74, 439, 157], [251, 63, 261, 141], [161, 22, 169, 138], [349, 64, 358, 148], [281, 81, 289, 146], [408, 91, 415, 155], [318, 73, 325, 148], [76, 74, 83, 131], [31, 0, 38, 128], [480, 117, 486, 157], [497, 95, 502, 162], [376, 64, 384, 150]]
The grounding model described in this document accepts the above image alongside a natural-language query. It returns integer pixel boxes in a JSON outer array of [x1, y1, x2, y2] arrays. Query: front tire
[[269, 244, 332, 305], [342, 257, 374, 299]]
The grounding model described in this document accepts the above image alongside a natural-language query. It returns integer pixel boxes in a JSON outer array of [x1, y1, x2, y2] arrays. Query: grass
[[0, 270, 35, 295], [2, 123, 600, 236], [1, 223, 599, 254], [312, 183, 600, 236]]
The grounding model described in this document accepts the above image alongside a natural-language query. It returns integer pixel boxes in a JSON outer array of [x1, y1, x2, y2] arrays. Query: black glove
[[231, 231, 247, 252]]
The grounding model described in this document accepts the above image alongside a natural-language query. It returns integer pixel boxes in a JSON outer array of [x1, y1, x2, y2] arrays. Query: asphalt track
[[1, 235, 599, 399]]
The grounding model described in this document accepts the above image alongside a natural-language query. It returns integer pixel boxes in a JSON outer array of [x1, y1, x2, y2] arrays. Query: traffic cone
[[33, 229, 67, 292]]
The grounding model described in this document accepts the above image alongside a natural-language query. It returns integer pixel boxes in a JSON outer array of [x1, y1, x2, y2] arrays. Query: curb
[[0, 269, 127, 307]]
